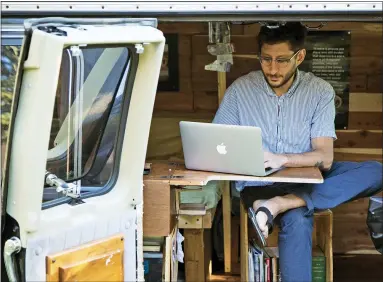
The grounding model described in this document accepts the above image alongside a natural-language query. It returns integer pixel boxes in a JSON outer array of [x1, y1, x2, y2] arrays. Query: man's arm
[[282, 137, 334, 170], [264, 137, 334, 171], [264, 83, 336, 171]]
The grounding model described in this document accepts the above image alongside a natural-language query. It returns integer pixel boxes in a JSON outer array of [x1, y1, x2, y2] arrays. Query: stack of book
[[143, 237, 164, 282], [248, 239, 279, 282], [248, 240, 326, 282]]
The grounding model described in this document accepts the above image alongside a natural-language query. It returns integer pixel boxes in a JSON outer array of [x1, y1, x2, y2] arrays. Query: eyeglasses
[[259, 50, 301, 68]]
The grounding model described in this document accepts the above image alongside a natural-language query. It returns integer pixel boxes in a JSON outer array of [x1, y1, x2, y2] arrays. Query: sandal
[[248, 206, 274, 247]]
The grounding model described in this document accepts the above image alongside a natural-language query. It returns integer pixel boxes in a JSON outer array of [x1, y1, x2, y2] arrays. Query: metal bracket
[[205, 22, 234, 72], [45, 171, 81, 199], [135, 43, 144, 54], [70, 45, 82, 56]]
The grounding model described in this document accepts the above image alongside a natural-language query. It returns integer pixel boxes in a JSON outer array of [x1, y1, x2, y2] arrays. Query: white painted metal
[[1, 1, 382, 13], [6, 21, 165, 281]]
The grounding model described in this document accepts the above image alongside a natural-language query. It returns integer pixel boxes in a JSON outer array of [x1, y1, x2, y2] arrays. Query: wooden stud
[[240, 200, 249, 281], [218, 71, 232, 273], [184, 229, 211, 282]]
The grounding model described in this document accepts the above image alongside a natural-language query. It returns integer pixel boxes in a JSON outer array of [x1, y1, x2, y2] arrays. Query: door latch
[[4, 237, 21, 282], [45, 171, 81, 198]]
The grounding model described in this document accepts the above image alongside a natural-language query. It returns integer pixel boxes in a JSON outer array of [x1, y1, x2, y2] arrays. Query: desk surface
[[144, 162, 324, 186]]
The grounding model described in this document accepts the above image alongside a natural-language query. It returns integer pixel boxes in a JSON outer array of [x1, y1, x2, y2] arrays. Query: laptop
[[179, 121, 281, 176]]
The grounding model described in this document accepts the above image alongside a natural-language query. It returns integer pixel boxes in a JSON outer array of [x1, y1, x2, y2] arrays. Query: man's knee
[[361, 161, 383, 190], [279, 207, 313, 234]]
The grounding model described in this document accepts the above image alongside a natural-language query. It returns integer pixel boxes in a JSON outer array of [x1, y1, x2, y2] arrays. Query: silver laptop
[[179, 121, 281, 176]]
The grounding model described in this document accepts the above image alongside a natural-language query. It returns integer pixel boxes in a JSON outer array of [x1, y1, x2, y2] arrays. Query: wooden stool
[[240, 200, 333, 282]]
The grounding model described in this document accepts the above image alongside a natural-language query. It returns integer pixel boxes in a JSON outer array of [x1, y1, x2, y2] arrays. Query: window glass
[[43, 46, 131, 203], [1, 45, 21, 176]]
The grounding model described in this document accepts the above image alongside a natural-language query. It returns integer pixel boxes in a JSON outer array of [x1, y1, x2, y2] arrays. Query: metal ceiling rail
[[1, 1, 382, 14]]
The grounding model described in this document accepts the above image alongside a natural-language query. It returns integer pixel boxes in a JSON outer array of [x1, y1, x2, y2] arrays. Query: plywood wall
[[147, 22, 382, 254]]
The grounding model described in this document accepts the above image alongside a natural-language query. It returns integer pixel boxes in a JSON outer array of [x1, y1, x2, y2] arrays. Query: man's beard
[[263, 66, 297, 89]]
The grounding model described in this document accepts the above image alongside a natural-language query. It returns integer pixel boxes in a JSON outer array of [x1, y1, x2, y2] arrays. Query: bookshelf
[[240, 201, 333, 282]]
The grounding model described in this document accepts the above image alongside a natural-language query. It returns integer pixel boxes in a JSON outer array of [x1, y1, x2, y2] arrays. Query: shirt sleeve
[[310, 84, 337, 140], [212, 85, 240, 125]]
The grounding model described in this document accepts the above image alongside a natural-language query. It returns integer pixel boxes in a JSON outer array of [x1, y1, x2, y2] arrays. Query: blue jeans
[[241, 161, 383, 282]]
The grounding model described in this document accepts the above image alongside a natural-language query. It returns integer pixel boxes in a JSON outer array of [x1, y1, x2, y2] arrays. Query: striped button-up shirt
[[213, 69, 337, 191]]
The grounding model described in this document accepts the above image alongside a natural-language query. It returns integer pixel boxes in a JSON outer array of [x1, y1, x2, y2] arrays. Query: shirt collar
[[262, 69, 301, 98]]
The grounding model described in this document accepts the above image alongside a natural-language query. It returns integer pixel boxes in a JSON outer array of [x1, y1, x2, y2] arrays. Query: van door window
[[43, 46, 133, 204]]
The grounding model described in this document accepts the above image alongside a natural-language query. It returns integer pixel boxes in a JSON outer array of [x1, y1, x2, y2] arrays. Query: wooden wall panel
[[334, 130, 382, 148], [332, 196, 383, 254], [348, 112, 382, 130]]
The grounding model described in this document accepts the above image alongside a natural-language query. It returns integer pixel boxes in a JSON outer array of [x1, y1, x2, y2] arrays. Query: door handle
[[4, 236, 21, 282]]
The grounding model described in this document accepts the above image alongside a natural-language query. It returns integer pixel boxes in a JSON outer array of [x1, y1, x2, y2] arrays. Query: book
[[312, 247, 326, 282]]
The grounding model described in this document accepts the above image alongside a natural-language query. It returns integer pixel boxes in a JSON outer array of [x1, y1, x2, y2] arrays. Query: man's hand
[[264, 151, 288, 169]]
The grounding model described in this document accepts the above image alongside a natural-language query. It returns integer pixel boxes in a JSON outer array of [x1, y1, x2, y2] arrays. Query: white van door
[[1, 17, 164, 281]]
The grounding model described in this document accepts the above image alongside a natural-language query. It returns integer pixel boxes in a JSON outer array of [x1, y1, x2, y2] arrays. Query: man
[[213, 22, 382, 282]]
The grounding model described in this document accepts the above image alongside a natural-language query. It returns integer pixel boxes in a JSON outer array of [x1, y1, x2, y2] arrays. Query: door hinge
[[45, 171, 81, 199]]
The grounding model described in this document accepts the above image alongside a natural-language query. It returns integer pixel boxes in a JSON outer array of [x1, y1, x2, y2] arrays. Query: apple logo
[[216, 143, 227, 155]]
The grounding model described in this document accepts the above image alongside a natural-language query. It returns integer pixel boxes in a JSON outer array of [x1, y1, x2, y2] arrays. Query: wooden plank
[[334, 148, 383, 162], [348, 112, 382, 130], [302, 22, 383, 33], [143, 161, 176, 181], [146, 116, 212, 161], [58, 250, 123, 281], [316, 210, 334, 282], [194, 91, 218, 112], [192, 55, 261, 91], [349, 93, 382, 112], [143, 180, 176, 236], [218, 72, 227, 103], [349, 74, 367, 92], [367, 74, 383, 93], [332, 198, 380, 253], [222, 181, 232, 273], [184, 229, 211, 282], [179, 35, 192, 56], [170, 164, 324, 186], [154, 92, 194, 112], [351, 39, 382, 57], [239, 200, 249, 282], [243, 23, 261, 35], [350, 56, 382, 76], [218, 71, 232, 274], [231, 215, 241, 275], [334, 130, 382, 148], [46, 234, 124, 281], [334, 148, 382, 154]]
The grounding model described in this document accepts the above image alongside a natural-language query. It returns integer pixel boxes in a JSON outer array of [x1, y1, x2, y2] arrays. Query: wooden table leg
[[240, 200, 249, 281], [222, 181, 232, 273], [184, 229, 211, 282]]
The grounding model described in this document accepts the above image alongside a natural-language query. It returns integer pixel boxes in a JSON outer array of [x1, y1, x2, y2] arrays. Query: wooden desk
[[170, 164, 324, 185], [143, 162, 325, 282]]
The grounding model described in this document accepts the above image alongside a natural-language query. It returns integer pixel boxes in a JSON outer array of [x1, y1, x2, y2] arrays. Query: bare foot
[[252, 197, 282, 238]]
